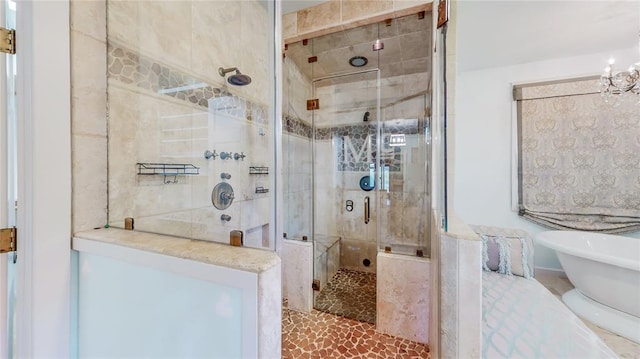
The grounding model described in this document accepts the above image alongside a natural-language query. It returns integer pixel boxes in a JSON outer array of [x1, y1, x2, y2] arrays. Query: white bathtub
[[536, 230, 640, 343]]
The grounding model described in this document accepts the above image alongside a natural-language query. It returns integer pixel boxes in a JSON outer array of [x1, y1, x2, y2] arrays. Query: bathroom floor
[[537, 273, 640, 358], [282, 304, 430, 358], [315, 268, 377, 324]]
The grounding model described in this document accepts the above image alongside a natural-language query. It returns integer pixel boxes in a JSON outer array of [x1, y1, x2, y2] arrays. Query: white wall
[[454, 46, 640, 270]]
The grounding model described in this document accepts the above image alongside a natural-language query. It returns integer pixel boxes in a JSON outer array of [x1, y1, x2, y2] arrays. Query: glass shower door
[[311, 70, 379, 323], [378, 103, 431, 257]]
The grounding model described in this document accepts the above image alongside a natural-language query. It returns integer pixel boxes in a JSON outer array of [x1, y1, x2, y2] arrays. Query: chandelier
[[599, 58, 639, 100]]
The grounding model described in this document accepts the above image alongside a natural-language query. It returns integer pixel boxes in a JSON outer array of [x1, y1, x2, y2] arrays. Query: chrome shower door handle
[[364, 196, 370, 224]]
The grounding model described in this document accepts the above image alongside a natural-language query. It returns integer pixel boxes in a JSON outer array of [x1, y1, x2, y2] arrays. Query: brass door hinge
[[1, 27, 16, 54], [0, 227, 17, 254]]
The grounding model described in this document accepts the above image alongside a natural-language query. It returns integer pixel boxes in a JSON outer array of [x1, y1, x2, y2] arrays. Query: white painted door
[[0, 0, 17, 357]]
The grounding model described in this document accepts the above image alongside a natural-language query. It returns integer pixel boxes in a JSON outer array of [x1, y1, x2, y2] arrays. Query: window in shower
[[283, 12, 433, 323], [105, 1, 278, 250]]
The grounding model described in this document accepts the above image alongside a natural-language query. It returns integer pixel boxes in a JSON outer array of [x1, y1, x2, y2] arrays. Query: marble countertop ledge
[[73, 228, 280, 273], [444, 214, 481, 241]]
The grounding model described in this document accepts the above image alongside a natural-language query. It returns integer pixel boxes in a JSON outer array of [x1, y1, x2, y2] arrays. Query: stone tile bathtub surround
[[377, 253, 430, 344]]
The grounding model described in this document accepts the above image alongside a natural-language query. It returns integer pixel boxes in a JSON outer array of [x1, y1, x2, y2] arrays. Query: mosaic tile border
[[319, 121, 424, 172], [107, 44, 269, 125], [284, 115, 313, 138]]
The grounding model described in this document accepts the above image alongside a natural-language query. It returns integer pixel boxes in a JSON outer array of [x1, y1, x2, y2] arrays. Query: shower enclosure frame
[[309, 66, 432, 312]]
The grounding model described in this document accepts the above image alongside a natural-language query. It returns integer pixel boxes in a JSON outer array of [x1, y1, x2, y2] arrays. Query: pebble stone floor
[[314, 268, 377, 324], [282, 304, 431, 359]]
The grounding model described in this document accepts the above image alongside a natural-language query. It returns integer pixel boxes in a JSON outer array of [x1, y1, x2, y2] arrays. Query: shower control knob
[[204, 150, 218, 160], [220, 152, 232, 160], [220, 192, 234, 201], [234, 152, 246, 161], [220, 214, 231, 222], [220, 172, 231, 180]]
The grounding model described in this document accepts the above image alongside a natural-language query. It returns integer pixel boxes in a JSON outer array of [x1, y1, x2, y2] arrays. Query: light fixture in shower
[[218, 67, 252, 86], [372, 21, 384, 51], [372, 39, 384, 51], [389, 134, 406, 147], [349, 56, 368, 67]]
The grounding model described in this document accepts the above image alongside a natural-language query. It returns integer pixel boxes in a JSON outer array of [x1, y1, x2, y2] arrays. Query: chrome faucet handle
[[204, 150, 218, 160], [220, 214, 231, 222], [220, 172, 231, 180], [220, 191, 234, 201], [234, 152, 246, 161], [220, 151, 232, 160]]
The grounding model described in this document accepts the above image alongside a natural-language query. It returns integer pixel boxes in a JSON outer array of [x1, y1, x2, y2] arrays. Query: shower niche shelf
[[249, 166, 269, 175], [136, 163, 200, 184]]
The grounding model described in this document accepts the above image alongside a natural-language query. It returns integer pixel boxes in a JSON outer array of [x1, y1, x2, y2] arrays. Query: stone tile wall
[[105, 0, 274, 247], [283, 0, 432, 44], [71, 0, 108, 233]]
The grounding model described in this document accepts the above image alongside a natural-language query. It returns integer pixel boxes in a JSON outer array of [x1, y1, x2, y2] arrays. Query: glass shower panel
[[377, 12, 432, 257], [106, 1, 277, 250], [282, 41, 313, 241], [378, 104, 431, 257], [311, 71, 379, 312]]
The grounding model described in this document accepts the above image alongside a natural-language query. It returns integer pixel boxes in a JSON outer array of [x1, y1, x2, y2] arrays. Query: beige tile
[[239, 1, 271, 104], [297, 0, 341, 34], [72, 86, 107, 137], [399, 30, 430, 61], [394, 0, 431, 12], [258, 263, 282, 358], [377, 253, 429, 343], [457, 239, 482, 358], [72, 134, 108, 233], [107, 0, 139, 48], [281, 239, 313, 312], [283, 12, 298, 40], [342, 0, 393, 23], [136, 1, 192, 70], [191, 0, 242, 87], [70, 0, 106, 41], [71, 31, 107, 91]]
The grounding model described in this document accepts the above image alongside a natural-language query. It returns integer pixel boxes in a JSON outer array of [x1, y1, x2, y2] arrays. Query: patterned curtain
[[515, 77, 640, 233]]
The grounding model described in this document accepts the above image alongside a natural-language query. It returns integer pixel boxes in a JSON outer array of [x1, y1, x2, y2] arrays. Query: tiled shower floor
[[315, 268, 377, 324], [282, 305, 430, 358]]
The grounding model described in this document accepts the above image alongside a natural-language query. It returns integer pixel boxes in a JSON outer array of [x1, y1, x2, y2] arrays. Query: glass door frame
[[310, 68, 381, 310]]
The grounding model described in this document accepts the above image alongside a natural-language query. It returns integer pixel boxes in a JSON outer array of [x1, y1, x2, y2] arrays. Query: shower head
[[363, 111, 370, 122], [218, 67, 252, 86]]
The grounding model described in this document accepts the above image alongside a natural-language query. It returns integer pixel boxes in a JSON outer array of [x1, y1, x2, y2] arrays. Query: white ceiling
[[457, 0, 640, 72]]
